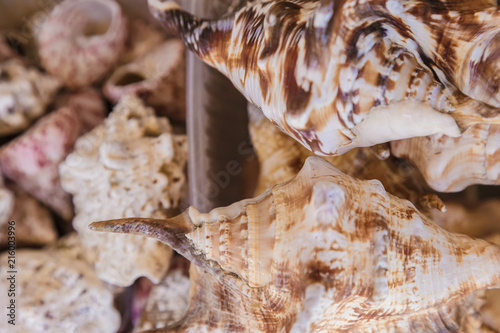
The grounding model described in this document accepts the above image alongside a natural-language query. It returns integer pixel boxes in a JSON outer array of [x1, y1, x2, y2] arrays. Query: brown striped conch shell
[[248, 104, 443, 212], [104, 40, 186, 121], [91, 157, 500, 332], [391, 123, 500, 192], [149, 0, 499, 155], [37, 0, 127, 87]]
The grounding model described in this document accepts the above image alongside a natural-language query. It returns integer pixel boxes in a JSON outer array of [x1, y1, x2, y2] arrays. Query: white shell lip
[[104, 39, 184, 100]]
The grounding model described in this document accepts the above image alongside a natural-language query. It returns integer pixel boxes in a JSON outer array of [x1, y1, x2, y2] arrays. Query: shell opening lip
[[148, 0, 181, 13], [114, 71, 146, 86], [72, 0, 117, 37]]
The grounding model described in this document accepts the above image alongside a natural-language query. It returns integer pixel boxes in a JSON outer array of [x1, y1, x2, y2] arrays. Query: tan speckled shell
[[149, 0, 499, 155], [91, 157, 500, 332], [104, 39, 186, 122], [391, 124, 500, 192]]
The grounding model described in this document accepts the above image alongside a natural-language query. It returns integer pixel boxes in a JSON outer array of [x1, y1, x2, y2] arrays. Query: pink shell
[[0, 89, 106, 220], [38, 0, 127, 87]]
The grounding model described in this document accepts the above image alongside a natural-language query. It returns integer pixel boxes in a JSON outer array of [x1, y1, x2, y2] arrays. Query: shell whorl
[[149, 0, 499, 155], [91, 157, 500, 332]]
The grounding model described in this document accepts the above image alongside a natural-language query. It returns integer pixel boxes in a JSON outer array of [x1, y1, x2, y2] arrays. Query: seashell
[[391, 123, 500, 192], [430, 199, 500, 238], [104, 39, 186, 121], [133, 256, 191, 332], [0, 88, 106, 220], [0, 35, 17, 62], [0, 234, 121, 333], [0, 185, 57, 248], [0, 59, 61, 136], [149, 0, 500, 155], [119, 18, 166, 65], [37, 0, 127, 87], [248, 104, 443, 212], [91, 157, 500, 332], [0, 176, 14, 233], [59, 95, 187, 287]]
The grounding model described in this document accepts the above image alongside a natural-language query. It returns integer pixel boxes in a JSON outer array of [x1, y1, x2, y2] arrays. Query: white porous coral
[[60, 95, 188, 287], [0, 59, 60, 136], [0, 236, 120, 333]]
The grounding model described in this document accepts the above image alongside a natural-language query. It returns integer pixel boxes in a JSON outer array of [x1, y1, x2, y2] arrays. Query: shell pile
[[0, 0, 499, 332]]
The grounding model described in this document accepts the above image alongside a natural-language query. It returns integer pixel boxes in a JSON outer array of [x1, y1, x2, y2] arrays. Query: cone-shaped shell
[[149, 0, 500, 155], [91, 157, 500, 332]]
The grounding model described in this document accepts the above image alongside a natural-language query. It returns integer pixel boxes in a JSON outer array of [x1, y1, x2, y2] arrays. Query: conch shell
[[37, 0, 127, 87], [248, 104, 442, 212], [149, 0, 499, 155], [91, 157, 500, 332], [391, 123, 500, 192], [104, 40, 186, 121]]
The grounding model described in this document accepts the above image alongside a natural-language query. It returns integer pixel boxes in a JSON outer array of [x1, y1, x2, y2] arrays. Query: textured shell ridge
[[90, 157, 500, 332]]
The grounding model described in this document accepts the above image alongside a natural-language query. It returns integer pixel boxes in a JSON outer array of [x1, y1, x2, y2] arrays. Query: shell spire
[[91, 157, 500, 332], [149, 0, 500, 156]]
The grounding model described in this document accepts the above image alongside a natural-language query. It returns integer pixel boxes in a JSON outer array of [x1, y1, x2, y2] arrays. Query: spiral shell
[[38, 0, 127, 87], [149, 0, 499, 155], [91, 157, 500, 332]]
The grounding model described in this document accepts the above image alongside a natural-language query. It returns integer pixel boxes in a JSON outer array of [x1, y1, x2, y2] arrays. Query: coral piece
[[149, 0, 499, 155], [119, 18, 165, 65], [0, 59, 60, 136], [104, 39, 186, 121], [91, 157, 500, 332], [0, 236, 120, 333], [0, 88, 106, 220], [248, 105, 442, 212], [37, 0, 127, 87], [0, 185, 57, 248], [60, 95, 187, 287], [391, 123, 500, 192], [133, 261, 190, 332]]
